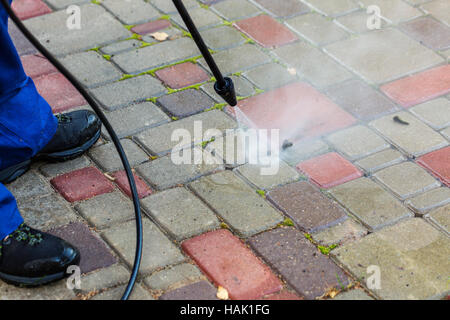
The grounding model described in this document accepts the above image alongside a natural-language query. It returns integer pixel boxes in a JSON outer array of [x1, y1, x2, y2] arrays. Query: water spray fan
[[1, 0, 236, 300]]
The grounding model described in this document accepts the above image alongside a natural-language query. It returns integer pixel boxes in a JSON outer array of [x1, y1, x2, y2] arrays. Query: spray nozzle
[[214, 77, 237, 107]]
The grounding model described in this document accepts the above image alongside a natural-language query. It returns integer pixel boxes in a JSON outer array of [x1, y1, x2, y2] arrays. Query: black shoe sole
[[0, 129, 101, 184], [0, 270, 67, 287]]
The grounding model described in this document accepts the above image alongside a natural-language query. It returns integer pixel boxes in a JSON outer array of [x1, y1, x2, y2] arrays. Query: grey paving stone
[[253, 0, 310, 18], [141, 187, 220, 240], [158, 89, 216, 118], [23, 4, 131, 56], [326, 125, 389, 160], [211, 0, 261, 20], [8, 20, 37, 56], [91, 283, 154, 300], [249, 227, 350, 299], [400, 16, 450, 51], [410, 98, 450, 130], [6, 171, 53, 200], [89, 139, 149, 172], [40, 156, 91, 177], [329, 177, 413, 231], [144, 263, 204, 291], [235, 160, 301, 190], [135, 109, 237, 156], [105, 102, 170, 138], [405, 187, 450, 215], [333, 288, 374, 300], [370, 111, 449, 157], [203, 129, 248, 168], [425, 204, 449, 235], [336, 10, 388, 33], [17, 194, 80, 231], [312, 219, 368, 247], [198, 44, 271, 76], [359, 0, 423, 24], [60, 51, 122, 88], [45, 0, 89, 10], [201, 75, 255, 101], [102, 218, 185, 275], [200, 25, 246, 51], [75, 191, 135, 229], [303, 0, 359, 17], [274, 41, 352, 88], [150, 0, 199, 14], [325, 28, 443, 84], [267, 181, 348, 233], [189, 171, 284, 237], [280, 138, 330, 166], [90, 75, 166, 111], [136, 149, 224, 190], [355, 149, 406, 174], [112, 37, 200, 74], [286, 13, 349, 46], [441, 126, 450, 140], [332, 218, 450, 300], [171, 7, 222, 31], [244, 63, 297, 90], [421, 0, 450, 26], [101, 0, 160, 24], [77, 264, 130, 295], [101, 39, 142, 55], [159, 281, 218, 300], [0, 280, 76, 300]]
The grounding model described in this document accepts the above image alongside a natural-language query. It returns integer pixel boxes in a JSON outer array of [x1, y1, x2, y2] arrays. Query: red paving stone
[[21, 54, 57, 79], [12, 0, 52, 20], [381, 65, 450, 108], [131, 19, 171, 35], [155, 62, 209, 89], [34, 72, 87, 113], [51, 167, 115, 202], [231, 82, 356, 142], [296, 152, 363, 189], [112, 170, 152, 199], [417, 146, 450, 187], [182, 229, 283, 300], [234, 15, 298, 48]]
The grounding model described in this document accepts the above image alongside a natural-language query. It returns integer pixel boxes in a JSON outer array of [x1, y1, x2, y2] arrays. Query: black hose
[[0, 0, 143, 300]]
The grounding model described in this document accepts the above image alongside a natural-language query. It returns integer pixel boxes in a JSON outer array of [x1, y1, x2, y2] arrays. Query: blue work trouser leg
[[0, 0, 58, 239]]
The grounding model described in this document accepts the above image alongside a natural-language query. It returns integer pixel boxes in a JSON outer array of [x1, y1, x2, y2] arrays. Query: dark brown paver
[[249, 227, 350, 300], [157, 88, 215, 118], [131, 19, 172, 35], [155, 62, 209, 89], [267, 181, 347, 233], [159, 281, 218, 300]]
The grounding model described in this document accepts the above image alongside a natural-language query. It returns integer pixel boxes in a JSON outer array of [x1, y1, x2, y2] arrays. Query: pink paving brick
[[34, 72, 87, 113], [381, 65, 450, 108], [234, 15, 298, 48], [296, 152, 363, 189], [21, 54, 57, 79], [417, 146, 450, 187], [182, 229, 282, 300], [12, 0, 52, 20], [131, 19, 171, 35], [51, 167, 115, 202], [155, 62, 209, 89], [112, 170, 152, 199], [230, 82, 356, 142]]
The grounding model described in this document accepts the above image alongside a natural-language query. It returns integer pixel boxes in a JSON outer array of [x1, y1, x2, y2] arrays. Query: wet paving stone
[[189, 171, 284, 237], [417, 146, 450, 186], [159, 281, 218, 300], [200, 25, 247, 51], [336, 10, 387, 34], [249, 227, 350, 300], [157, 89, 216, 118], [243, 62, 297, 90], [172, 7, 223, 31], [201, 75, 255, 101], [49, 222, 117, 274], [182, 229, 282, 300], [420, 0, 450, 26], [280, 138, 330, 166], [253, 0, 310, 18], [329, 178, 413, 231], [332, 218, 450, 300], [267, 181, 348, 233], [400, 16, 450, 50], [155, 62, 209, 89]]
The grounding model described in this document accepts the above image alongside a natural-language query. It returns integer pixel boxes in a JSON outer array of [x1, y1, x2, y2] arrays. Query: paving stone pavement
[[3, 0, 449, 300]]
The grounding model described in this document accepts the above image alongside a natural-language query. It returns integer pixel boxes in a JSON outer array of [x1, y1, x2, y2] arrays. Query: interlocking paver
[[92, 283, 154, 300], [253, 0, 310, 18], [280, 138, 330, 166], [426, 204, 449, 234], [370, 111, 448, 157], [200, 25, 246, 51], [50, 167, 115, 202], [0, 280, 76, 300], [40, 156, 91, 177], [336, 10, 387, 34], [103, 218, 185, 275], [12, 0, 52, 20], [333, 288, 374, 300], [249, 227, 349, 299], [410, 98, 450, 130], [297, 152, 363, 189], [325, 28, 443, 84], [158, 89, 215, 118], [417, 146, 450, 186], [201, 75, 254, 101], [172, 7, 222, 31], [312, 219, 368, 247], [155, 62, 209, 89], [7, 171, 53, 200], [381, 65, 450, 108], [78, 264, 130, 295], [211, 0, 260, 20], [131, 19, 171, 35], [373, 162, 440, 200], [101, 39, 142, 55], [326, 125, 389, 160], [355, 149, 405, 174], [8, 22, 37, 56], [332, 218, 450, 300], [101, 0, 160, 25], [182, 229, 282, 300], [286, 13, 348, 46], [267, 181, 348, 232], [21, 54, 57, 79], [45, 0, 89, 10], [49, 222, 117, 274], [142, 187, 220, 240], [150, 0, 198, 14], [329, 177, 413, 231], [421, 0, 450, 26], [405, 187, 450, 215], [189, 171, 284, 237], [359, 0, 422, 24], [243, 62, 296, 90], [262, 289, 303, 300], [111, 170, 152, 199], [144, 263, 204, 291], [303, 0, 359, 17], [159, 281, 218, 300], [400, 17, 450, 51], [75, 191, 135, 229], [441, 126, 450, 140]]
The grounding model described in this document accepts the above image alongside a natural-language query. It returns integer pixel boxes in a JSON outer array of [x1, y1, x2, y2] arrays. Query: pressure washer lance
[[2, 0, 237, 300]]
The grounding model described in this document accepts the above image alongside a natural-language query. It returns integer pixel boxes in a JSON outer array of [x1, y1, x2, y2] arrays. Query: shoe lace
[[0, 224, 44, 257], [55, 113, 71, 123]]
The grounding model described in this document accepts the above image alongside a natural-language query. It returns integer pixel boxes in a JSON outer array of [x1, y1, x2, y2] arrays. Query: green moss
[[119, 74, 136, 81], [140, 41, 154, 49], [102, 54, 112, 61], [91, 0, 102, 5], [201, 137, 216, 149], [256, 189, 266, 198], [126, 33, 142, 41], [281, 218, 295, 227], [220, 222, 230, 230], [199, 3, 209, 9], [171, 116, 179, 121], [149, 155, 158, 160], [146, 97, 158, 103], [124, 25, 135, 31], [304, 233, 313, 242], [222, 20, 233, 27], [254, 88, 265, 95], [204, 103, 226, 112], [318, 243, 338, 255], [159, 15, 171, 21], [88, 47, 100, 53]]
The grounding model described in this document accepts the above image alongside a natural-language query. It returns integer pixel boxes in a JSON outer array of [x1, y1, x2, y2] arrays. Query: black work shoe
[[0, 223, 80, 287], [0, 110, 101, 184]]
